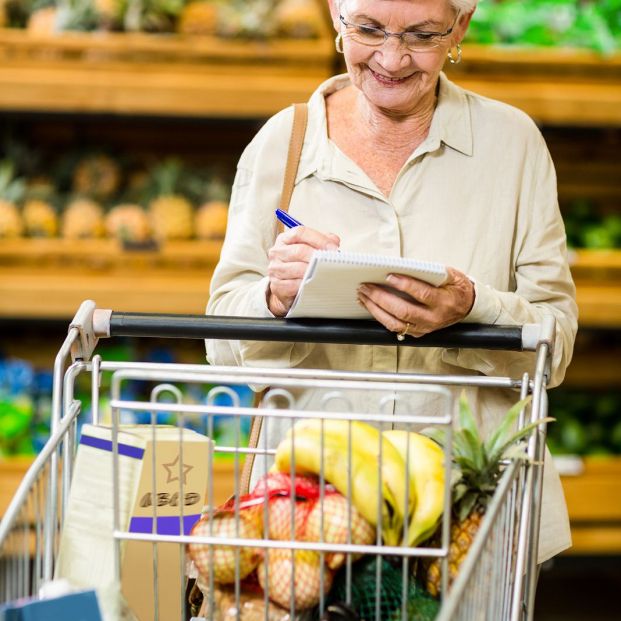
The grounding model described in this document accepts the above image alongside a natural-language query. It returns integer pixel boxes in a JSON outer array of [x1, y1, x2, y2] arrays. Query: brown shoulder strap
[[276, 102, 309, 233], [239, 104, 308, 495]]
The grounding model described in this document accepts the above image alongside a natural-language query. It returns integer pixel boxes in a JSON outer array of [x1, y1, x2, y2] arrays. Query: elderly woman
[[206, 0, 578, 566]]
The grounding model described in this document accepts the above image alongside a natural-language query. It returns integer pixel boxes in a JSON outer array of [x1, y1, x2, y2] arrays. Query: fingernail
[[358, 285, 369, 295], [386, 274, 396, 283], [326, 242, 339, 251]]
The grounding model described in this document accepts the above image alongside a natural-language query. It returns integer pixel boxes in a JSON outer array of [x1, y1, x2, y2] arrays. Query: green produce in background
[[548, 389, 621, 456], [563, 199, 621, 250], [466, 0, 621, 54]]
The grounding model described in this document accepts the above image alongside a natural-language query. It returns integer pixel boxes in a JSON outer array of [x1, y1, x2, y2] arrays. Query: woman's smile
[[368, 66, 416, 85]]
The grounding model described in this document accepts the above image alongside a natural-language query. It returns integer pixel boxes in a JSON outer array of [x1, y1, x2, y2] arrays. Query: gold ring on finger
[[397, 322, 410, 342]]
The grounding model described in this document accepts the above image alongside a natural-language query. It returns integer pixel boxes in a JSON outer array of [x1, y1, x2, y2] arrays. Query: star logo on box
[[162, 454, 193, 484]]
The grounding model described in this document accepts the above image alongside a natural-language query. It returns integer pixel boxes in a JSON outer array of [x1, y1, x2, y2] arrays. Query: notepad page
[[286, 250, 448, 319]]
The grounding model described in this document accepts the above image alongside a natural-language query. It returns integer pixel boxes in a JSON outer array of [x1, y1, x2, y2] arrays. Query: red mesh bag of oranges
[[188, 472, 375, 611]]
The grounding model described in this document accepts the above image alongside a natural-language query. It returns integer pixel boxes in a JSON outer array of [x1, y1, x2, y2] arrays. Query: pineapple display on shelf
[[104, 202, 151, 243], [0, 160, 25, 238], [192, 171, 229, 240], [61, 197, 105, 238], [144, 158, 194, 241], [22, 175, 59, 237], [23, 198, 58, 237], [149, 194, 193, 240], [420, 393, 548, 597], [194, 199, 228, 240]]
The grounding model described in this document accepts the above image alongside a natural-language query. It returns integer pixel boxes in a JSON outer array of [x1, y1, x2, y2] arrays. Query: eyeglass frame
[[338, 11, 461, 51]]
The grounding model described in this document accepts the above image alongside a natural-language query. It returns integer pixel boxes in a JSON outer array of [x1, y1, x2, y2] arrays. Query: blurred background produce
[[1, 0, 327, 38], [0, 135, 232, 244], [466, 0, 621, 53]]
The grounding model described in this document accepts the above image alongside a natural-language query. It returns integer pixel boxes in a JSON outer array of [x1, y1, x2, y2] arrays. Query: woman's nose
[[374, 37, 412, 70]]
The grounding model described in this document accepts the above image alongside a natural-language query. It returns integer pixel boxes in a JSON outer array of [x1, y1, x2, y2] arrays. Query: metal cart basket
[[0, 300, 555, 621]]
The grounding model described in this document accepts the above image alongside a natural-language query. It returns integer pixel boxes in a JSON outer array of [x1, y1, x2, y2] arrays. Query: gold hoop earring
[[448, 43, 462, 64], [335, 32, 344, 54]]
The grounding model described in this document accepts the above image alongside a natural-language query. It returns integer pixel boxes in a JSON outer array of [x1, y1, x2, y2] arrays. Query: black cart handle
[[68, 301, 554, 361]]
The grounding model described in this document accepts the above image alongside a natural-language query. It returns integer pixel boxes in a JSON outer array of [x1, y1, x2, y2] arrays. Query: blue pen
[[275, 208, 303, 229]]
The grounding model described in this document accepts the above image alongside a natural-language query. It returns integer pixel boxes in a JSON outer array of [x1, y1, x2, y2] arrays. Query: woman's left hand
[[357, 267, 475, 338]]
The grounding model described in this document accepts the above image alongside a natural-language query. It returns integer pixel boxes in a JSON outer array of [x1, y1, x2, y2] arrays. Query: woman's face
[[331, 0, 470, 116]]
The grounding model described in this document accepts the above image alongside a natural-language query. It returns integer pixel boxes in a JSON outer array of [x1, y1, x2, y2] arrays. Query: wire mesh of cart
[[0, 300, 556, 621]]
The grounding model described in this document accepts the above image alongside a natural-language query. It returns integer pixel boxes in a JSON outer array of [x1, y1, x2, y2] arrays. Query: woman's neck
[[352, 87, 437, 152]]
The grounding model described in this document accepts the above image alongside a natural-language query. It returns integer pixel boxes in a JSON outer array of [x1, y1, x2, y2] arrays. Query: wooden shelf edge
[[0, 31, 619, 122]]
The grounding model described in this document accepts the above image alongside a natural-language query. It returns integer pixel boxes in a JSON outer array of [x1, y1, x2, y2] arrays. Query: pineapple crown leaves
[[0, 160, 26, 204], [422, 391, 554, 521]]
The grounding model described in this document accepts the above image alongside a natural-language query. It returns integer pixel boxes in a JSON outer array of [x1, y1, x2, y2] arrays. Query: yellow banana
[[383, 430, 445, 547], [274, 419, 415, 546]]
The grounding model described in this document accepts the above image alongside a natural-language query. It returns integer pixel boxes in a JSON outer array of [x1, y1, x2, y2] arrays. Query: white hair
[[450, 0, 478, 13], [337, 1, 479, 14]]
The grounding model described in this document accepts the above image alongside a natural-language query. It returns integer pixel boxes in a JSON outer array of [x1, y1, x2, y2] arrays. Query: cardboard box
[[56, 425, 212, 621]]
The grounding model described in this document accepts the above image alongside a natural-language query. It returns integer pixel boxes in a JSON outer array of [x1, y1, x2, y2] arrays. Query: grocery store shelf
[[445, 45, 621, 127], [0, 241, 619, 324], [570, 250, 621, 328], [561, 456, 621, 555], [0, 29, 335, 118], [0, 30, 619, 124]]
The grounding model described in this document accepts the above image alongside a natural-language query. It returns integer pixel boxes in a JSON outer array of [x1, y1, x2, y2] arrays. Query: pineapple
[[194, 199, 227, 240], [149, 194, 193, 240], [421, 392, 548, 596], [144, 158, 194, 240], [105, 203, 151, 243], [61, 197, 105, 238], [23, 199, 58, 237], [177, 0, 219, 35], [72, 153, 122, 201]]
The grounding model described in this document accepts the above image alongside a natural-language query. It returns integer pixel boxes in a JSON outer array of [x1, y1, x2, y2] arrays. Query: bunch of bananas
[[274, 419, 446, 548]]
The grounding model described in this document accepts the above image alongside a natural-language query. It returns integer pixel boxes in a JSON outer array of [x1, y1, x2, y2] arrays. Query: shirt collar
[[296, 72, 473, 184], [425, 72, 473, 157]]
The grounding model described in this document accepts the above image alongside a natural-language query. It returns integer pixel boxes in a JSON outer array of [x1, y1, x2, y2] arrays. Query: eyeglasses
[[339, 12, 460, 52]]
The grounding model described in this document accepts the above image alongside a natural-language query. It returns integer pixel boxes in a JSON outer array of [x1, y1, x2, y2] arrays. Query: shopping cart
[[0, 300, 555, 621]]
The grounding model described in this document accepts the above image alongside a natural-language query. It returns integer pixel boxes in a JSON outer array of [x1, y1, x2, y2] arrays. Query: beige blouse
[[206, 73, 578, 562]]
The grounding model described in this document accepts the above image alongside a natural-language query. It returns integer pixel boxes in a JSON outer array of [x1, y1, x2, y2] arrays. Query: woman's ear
[[454, 9, 475, 45], [327, 0, 341, 31]]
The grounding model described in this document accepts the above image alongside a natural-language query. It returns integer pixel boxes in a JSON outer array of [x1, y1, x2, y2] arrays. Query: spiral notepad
[[286, 250, 448, 319]]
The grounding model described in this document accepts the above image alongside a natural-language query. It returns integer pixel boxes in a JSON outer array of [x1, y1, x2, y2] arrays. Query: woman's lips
[[369, 67, 414, 85]]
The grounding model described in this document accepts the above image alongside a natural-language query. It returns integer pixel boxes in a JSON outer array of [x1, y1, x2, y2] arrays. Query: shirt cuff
[[251, 276, 278, 318], [462, 277, 502, 324]]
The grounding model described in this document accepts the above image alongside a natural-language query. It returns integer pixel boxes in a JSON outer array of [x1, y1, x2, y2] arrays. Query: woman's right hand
[[266, 226, 340, 316]]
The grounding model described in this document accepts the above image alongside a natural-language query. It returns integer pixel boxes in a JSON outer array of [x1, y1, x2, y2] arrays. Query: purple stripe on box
[[129, 514, 201, 536], [80, 434, 145, 460]]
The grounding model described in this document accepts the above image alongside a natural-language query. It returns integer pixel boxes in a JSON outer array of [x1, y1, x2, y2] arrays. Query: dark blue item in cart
[[0, 590, 103, 621]]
